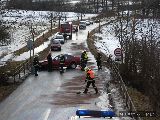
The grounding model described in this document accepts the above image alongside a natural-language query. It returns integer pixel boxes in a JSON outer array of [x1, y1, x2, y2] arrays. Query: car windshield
[[80, 21, 86, 24], [52, 40, 60, 44], [55, 35, 63, 39], [61, 24, 70, 28]]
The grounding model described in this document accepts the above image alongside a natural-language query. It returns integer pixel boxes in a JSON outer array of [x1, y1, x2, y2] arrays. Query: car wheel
[[70, 62, 77, 69]]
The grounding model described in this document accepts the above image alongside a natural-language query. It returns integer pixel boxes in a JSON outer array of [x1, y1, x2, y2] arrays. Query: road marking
[[43, 108, 51, 120], [56, 87, 60, 91]]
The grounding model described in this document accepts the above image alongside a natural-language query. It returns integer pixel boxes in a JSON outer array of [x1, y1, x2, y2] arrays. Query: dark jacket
[[60, 55, 65, 64], [33, 57, 39, 68], [96, 53, 102, 63], [47, 53, 52, 65]]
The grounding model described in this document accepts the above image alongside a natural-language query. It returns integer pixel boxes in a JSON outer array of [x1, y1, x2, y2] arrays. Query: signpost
[[114, 48, 122, 62], [27, 40, 33, 61], [114, 48, 122, 56], [27, 40, 33, 50], [27, 39, 34, 74]]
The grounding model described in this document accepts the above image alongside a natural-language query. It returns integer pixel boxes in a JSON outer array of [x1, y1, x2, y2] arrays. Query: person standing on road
[[47, 52, 52, 72], [83, 67, 98, 94], [59, 54, 65, 73], [63, 33, 67, 43], [76, 26, 78, 33], [96, 52, 102, 70], [33, 55, 39, 76], [76, 26, 78, 39], [81, 50, 88, 71]]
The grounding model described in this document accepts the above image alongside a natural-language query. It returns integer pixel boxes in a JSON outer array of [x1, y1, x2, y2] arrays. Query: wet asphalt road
[[0, 23, 111, 120]]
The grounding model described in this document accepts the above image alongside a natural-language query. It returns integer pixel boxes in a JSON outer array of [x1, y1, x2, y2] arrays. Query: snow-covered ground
[[0, 9, 97, 65], [94, 18, 120, 60], [94, 18, 160, 61], [69, 0, 80, 4]]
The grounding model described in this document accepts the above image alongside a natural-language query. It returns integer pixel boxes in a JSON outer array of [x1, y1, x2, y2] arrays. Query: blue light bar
[[76, 109, 115, 118]]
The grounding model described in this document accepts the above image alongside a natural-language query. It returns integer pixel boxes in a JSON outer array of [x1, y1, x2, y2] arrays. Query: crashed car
[[39, 54, 81, 70]]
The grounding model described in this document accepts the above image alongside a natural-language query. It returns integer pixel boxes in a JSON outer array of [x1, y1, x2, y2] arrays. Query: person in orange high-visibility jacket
[[83, 67, 98, 94]]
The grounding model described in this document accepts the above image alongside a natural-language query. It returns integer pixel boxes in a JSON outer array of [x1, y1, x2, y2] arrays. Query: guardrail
[[12, 60, 32, 83], [109, 60, 142, 120], [0, 60, 32, 84]]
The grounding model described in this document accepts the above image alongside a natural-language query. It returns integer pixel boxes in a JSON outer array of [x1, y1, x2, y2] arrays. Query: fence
[[109, 60, 142, 120], [0, 60, 32, 84], [12, 60, 32, 83]]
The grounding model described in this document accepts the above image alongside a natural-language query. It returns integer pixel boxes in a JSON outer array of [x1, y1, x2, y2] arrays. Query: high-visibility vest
[[87, 70, 95, 79], [84, 53, 88, 60]]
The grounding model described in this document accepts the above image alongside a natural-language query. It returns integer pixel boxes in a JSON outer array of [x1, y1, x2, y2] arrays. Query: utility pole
[[99, 20, 101, 33], [58, 15, 61, 29], [50, 13, 53, 32], [31, 24, 35, 58]]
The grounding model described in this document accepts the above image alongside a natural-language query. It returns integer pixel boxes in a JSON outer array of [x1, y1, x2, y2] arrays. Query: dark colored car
[[39, 54, 80, 70], [85, 20, 90, 25], [51, 40, 61, 51], [79, 21, 86, 29]]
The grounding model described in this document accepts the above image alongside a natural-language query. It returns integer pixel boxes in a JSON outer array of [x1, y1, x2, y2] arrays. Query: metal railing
[[12, 60, 32, 83], [0, 60, 32, 84], [109, 60, 142, 120]]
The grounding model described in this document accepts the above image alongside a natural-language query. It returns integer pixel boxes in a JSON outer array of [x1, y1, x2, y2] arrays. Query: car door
[[65, 55, 73, 67], [52, 55, 60, 69]]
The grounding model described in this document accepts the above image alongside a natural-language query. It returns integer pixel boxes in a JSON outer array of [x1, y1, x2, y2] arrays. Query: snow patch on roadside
[[96, 92, 112, 110], [94, 23, 120, 60], [109, 83, 135, 120]]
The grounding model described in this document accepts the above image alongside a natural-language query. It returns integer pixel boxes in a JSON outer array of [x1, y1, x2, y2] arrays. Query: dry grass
[[0, 61, 23, 75], [14, 28, 58, 56], [127, 87, 158, 120]]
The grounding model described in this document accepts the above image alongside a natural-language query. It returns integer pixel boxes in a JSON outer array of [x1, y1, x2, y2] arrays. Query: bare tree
[[114, 0, 160, 114], [0, 1, 10, 46], [74, 1, 88, 20]]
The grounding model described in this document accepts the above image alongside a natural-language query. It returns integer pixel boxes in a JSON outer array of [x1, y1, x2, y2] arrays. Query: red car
[[39, 54, 80, 70]]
